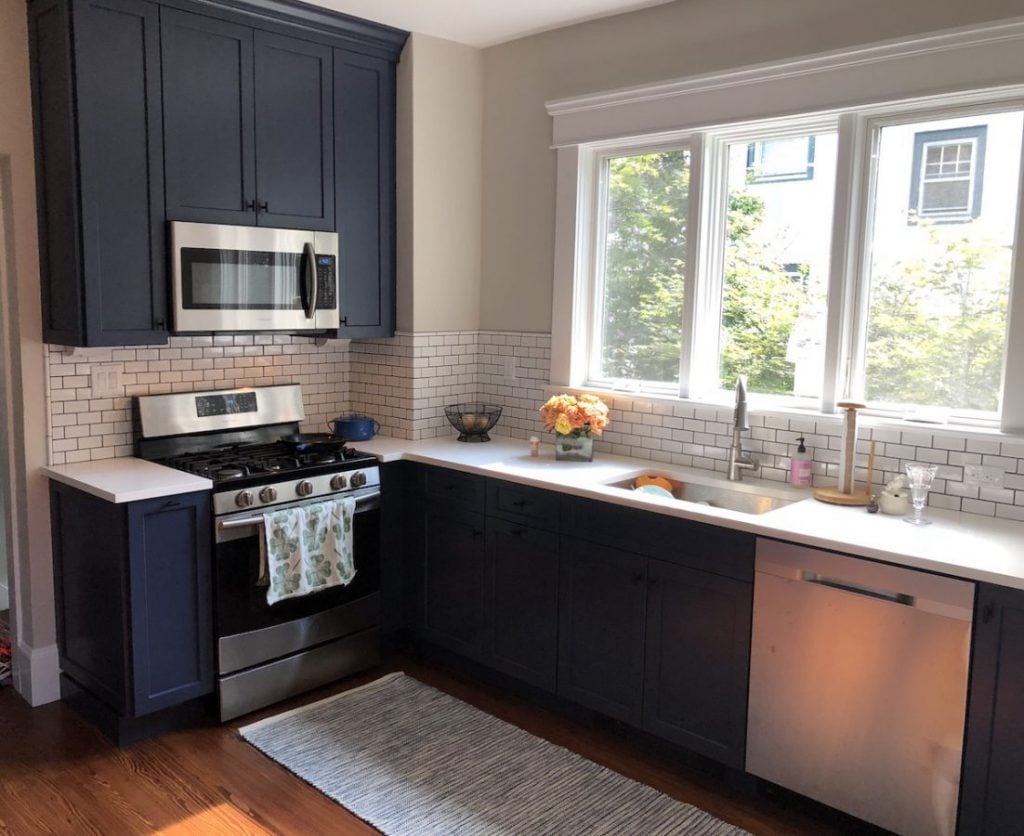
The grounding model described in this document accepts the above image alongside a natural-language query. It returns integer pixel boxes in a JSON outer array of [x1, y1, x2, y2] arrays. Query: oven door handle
[[217, 490, 381, 531]]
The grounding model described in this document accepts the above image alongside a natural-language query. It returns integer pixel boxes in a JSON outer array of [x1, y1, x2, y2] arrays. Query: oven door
[[213, 488, 379, 672], [171, 221, 339, 332]]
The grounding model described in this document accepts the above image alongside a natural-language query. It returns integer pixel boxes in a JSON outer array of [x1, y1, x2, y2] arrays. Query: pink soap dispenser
[[790, 436, 813, 486]]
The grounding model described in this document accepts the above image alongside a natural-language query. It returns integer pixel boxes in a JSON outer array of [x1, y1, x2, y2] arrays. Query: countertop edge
[[41, 461, 213, 504]]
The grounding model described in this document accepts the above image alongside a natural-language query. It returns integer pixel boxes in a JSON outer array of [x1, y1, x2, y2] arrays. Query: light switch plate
[[90, 363, 124, 398]]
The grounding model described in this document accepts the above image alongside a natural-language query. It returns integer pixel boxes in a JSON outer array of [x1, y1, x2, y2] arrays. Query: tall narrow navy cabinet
[[28, 0, 168, 346], [49, 483, 213, 744], [959, 583, 1024, 833], [334, 50, 396, 336]]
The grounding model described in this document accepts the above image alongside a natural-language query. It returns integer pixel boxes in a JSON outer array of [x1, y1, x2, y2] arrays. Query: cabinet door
[[334, 50, 396, 337], [419, 501, 487, 660], [74, 0, 167, 345], [486, 519, 559, 691], [253, 31, 333, 231], [161, 8, 257, 225], [643, 559, 751, 768], [558, 537, 646, 725], [959, 584, 1024, 834], [127, 492, 213, 716]]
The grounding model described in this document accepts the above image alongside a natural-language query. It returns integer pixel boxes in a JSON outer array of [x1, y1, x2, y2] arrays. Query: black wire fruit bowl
[[445, 403, 503, 442]]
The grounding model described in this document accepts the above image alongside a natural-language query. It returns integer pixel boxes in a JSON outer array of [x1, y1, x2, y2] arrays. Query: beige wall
[[396, 33, 484, 332], [479, 0, 1024, 332], [0, 0, 58, 701]]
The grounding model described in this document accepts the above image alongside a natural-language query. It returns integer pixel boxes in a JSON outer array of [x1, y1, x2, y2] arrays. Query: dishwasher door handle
[[801, 571, 915, 607]]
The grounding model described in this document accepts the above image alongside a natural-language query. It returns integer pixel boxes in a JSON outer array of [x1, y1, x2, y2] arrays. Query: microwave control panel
[[316, 255, 337, 309]]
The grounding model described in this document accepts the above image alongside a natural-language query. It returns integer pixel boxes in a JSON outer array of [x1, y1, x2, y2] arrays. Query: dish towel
[[261, 496, 357, 605]]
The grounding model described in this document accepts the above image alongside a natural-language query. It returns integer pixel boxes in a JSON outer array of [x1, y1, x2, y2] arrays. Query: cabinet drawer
[[417, 465, 485, 512], [487, 479, 561, 530], [563, 496, 753, 582]]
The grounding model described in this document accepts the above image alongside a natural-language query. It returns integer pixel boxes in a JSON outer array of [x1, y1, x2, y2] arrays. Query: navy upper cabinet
[[161, 11, 334, 231], [334, 50, 396, 336], [160, 10, 257, 225], [30, 0, 406, 346], [29, 0, 168, 346]]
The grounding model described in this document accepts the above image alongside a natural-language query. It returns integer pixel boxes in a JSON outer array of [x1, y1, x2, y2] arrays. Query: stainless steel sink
[[606, 477, 796, 515]]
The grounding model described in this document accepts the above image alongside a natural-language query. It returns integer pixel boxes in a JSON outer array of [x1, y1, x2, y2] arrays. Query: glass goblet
[[904, 463, 938, 525]]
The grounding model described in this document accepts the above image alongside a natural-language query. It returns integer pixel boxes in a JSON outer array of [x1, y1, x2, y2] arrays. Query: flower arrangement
[[539, 393, 610, 438]]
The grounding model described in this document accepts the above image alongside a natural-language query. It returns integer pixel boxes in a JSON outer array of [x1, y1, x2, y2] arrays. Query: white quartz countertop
[[358, 435, 1024, 591], [42, 458, 213, 504]]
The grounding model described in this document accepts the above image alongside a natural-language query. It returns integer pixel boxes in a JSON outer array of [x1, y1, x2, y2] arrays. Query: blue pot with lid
[[327, 413, 380, 441]]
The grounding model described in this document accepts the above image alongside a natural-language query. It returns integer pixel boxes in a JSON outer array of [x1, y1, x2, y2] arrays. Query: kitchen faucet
[[727, 377, 760, 482]]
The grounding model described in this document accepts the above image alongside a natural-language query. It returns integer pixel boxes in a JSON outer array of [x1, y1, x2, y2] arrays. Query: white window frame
[[547, 16, 1024, 433]]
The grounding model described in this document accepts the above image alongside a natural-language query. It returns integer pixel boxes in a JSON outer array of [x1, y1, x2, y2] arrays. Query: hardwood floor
[[0, 656, 874, 835]]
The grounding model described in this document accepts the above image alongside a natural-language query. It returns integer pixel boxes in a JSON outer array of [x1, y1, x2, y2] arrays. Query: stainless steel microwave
[[170, 222, 340, 333]]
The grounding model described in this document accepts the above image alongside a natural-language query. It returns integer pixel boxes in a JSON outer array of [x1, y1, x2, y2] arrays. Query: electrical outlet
[[90, 363, 124, 398], [964, 464, 1004, 488]]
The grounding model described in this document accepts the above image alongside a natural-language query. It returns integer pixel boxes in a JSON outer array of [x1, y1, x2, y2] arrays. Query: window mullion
[[824, 112, 868, 412], [678, 134, 704, 399], [999, 126, 1024, 432]]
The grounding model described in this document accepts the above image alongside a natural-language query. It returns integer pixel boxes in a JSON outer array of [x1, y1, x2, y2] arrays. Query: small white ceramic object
[[636, 484, 674, 499], [878, 475, 911, 515]]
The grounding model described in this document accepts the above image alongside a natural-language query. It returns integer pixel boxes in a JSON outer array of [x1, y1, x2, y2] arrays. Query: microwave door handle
[[302, 242, 318, 320]]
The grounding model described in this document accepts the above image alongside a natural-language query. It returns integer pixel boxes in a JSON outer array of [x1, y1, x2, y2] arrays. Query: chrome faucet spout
[[728, 378, 758, 481]]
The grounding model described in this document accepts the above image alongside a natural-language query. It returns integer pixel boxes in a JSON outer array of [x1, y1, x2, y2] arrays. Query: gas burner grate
[[157, 441, 372, 484]]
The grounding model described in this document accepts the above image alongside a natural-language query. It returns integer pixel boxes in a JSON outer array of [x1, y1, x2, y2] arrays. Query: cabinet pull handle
[[244, 199, 256, 211], [648, 576, 658, 587], [511, 499, 527, 508], [632, 572, 644, 584], [982, 603, 996, 624], [258, 201, 269, 212], [510, 528, 523, 537], [154, 317, 165, 330], [163, 500, 180, 508], [472, 529, 484, 538]]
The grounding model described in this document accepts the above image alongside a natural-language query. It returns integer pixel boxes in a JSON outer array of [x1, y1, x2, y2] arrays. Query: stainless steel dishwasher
[[746, 539, 974, 836]]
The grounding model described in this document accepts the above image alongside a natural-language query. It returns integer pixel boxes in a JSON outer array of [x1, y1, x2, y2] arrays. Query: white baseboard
[[14, 639, 60, 706]]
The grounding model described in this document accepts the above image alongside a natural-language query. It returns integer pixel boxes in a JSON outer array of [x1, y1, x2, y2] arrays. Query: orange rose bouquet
[[539, 393, 610, 438]]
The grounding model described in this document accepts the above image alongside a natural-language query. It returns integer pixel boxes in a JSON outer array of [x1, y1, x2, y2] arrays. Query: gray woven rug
[[239, 672, 749, 835]]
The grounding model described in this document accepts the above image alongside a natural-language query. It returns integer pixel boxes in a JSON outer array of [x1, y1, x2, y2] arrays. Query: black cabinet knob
[[244, 199, 256, 211], [633, 572, 644, 584], [257, 201, 269, 212]]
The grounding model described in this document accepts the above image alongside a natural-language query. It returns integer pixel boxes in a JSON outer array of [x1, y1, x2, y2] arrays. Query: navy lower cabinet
[[486, 519, 559, 691], [558, 537, 647, 726], [28, 0, 168, 346], [959, 583, 1024, 834], [49, 483, 213, 744], [418, 499, 488, 661], [643, 559, 752, 769]]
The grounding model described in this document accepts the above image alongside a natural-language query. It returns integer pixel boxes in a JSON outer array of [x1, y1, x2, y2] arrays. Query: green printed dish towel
[[261, 497, 357, 605]]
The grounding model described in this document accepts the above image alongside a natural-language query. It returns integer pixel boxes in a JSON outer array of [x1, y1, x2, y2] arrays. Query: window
[[590, 147, 690, 389], [746, 136, 816, 183], [909, 126, 987, 222], [574, 101, 1024, 425], [860, 112, 1020, 415], [716, 131, 836, 401]]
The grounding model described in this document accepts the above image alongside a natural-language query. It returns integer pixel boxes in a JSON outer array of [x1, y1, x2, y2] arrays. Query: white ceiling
[[314, 0, 679, 48]]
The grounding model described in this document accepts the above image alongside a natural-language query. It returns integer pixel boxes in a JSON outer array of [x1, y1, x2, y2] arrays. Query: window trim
[[547, 17, 1024, 432]]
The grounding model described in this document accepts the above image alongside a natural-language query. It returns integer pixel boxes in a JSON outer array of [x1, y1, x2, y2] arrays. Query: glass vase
[[555, 432, 594, 462]]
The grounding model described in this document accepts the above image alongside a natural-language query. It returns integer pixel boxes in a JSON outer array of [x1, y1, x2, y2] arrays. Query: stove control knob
[[296, 480, 314, 497], [235, 490, 255, 509], [350, 470, 368, 489], [259, 487, 278, 504], [330, 474, 348, 491]]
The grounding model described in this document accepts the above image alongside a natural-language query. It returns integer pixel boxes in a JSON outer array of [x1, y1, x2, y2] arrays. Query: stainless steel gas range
[[135, 384, 381, 721]]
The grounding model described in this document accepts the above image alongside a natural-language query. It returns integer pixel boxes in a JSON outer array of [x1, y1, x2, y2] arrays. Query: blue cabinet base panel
[[60, 674, 211, 746]]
